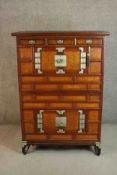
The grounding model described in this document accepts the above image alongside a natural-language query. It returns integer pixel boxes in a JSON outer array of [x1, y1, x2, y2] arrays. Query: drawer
[[19, 39, 45, 45], [88, 62, 101, 74], [47, 38, 74, 45], [23, 109, 100, 135], [21, 75, 101, 84], [22, 94, 86, 102], [75, 76, 101, 83], [21, 84, 86, 92], [22, 94, 100, 103], [22, 102, 100, 109], [21, 83, 101, 92], [20, 62, 34, 75], [76, 39, 102, 45], [19, 47, 33, 61]]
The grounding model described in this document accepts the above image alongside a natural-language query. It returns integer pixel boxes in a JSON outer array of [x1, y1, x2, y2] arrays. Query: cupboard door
[[34, 47, 81, 74], [34, 110, 85, 134], [23, 109, 100, 136]]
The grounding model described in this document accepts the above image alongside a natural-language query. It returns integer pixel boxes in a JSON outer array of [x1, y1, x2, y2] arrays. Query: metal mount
[[37, 110, 44, 133], [56, 110, 66, 134], [56, 47, 65, 53], [55, 48, 66, 74], [35, 48, 43, 74], [56, 110, 65, 115], [28, 40, 36, 44], [78, 110, 85, 133], [57, 40, 64, 44], [79, 47, 87, 74], [57, 129, 65, 134]]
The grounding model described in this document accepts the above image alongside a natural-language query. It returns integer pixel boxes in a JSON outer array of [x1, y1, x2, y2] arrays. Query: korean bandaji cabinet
[[12, 31, 109, 155]]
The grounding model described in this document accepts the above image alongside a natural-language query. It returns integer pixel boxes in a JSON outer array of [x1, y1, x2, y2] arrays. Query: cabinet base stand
[[22, 144, 31, 155], [22, 141, 101, 156], [93, 142, 101, 156]]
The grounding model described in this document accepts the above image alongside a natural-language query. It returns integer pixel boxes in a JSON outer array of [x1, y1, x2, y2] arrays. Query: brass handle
[[57, 40, 64, 44], [86, 39, 92, 44], [28, 40, 35, 44]]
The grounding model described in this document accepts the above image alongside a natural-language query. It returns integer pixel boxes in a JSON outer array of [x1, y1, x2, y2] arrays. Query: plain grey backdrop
[[0, 0, 116, 124]]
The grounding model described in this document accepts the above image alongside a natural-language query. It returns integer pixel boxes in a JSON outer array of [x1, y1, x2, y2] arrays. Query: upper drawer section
[[17, 37, 103, 47]]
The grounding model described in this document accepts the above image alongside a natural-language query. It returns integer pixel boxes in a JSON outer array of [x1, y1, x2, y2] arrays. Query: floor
[[0, 124, 117, 175]]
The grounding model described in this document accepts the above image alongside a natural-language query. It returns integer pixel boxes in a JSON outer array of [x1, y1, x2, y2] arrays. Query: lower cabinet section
[[22, 109, 100, 142]]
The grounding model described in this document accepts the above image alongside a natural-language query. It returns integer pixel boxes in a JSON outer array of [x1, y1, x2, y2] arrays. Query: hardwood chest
[[12, 31, 109, 155]]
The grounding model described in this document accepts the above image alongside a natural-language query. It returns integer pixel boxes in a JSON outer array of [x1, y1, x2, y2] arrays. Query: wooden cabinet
[[12, 31, 109, 155]]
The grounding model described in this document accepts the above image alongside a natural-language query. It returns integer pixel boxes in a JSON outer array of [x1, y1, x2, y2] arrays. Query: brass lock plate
[[55, 55, 67, 67], [56, 116, 67, 127]]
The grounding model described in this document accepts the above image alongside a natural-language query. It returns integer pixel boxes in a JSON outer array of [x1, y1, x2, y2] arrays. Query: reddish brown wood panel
[[12, 31, 109, 145]]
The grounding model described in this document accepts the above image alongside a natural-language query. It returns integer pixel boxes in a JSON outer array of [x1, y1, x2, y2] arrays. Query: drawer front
[[22, 102, 100, 110], [21, 83, 101, 92], [19, 39, 45, 45], [23, 109, 100, 138], [22, 94, 100, 103], [76, 39, 102, 45], [18, 38, 102, 46], [48, 38, 74, 45], [21, 75, 101, 84]]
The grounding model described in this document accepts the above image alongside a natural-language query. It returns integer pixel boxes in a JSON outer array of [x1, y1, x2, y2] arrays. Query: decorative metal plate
[[57, 40, 64, 44], [56, 116, 67, 127], [55, 55, 67, 67], [28, 40, 35, 44], [86, 39, 92, 44]]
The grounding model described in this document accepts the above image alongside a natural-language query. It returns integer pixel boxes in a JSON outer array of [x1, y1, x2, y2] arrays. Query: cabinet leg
[[22, 144, 30, 155], [94, 142, 101, 156]]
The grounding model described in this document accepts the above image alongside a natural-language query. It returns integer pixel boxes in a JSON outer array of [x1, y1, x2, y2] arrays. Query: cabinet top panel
[[11, 31, 110, 37]]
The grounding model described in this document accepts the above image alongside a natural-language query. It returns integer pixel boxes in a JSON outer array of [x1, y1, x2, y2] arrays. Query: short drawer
[[76, 39, 102, 45], [22, 94, 100, 103], [48, 38, 74, 45], [22, 102, 100, 110], [19, 39, 45, 45]]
